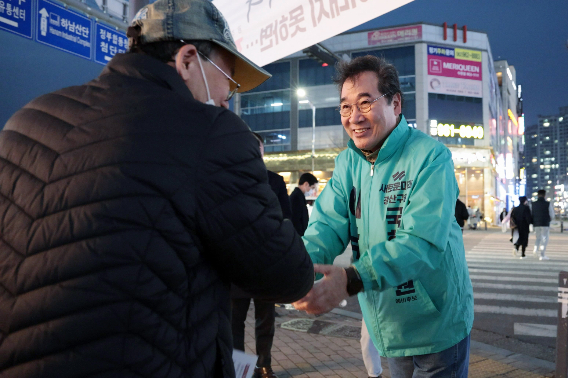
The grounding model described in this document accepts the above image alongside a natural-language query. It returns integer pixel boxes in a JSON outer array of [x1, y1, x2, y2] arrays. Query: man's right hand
[[292, 264, 349, 315]]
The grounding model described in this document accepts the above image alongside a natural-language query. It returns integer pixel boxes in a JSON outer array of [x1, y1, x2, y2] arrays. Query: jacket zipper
[[370, 162, 374, 176]]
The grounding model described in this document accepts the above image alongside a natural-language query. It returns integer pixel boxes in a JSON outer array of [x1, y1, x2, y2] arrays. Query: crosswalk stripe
[[469, 269, 560, 277], [514, 323, 557, 337], [472, 282, 557, 292], [474, 292, 556, 303], [474, 305, 556, 317], [470, 275, 557, 284]]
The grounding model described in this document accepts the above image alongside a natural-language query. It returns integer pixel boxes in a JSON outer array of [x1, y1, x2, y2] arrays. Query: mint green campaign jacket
[[304, 116, 474, 357]]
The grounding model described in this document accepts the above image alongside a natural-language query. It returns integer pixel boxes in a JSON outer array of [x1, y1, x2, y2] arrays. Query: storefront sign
[[427, 45, 482, 98], [368, 25, 422, 46], [36, 0, 92, 59], [0, 0, 32, 38], [427, 75, 482, 98], [429, 120, 484, 140], [428, 45, 482, 81], [449, 147, 490, 167], [95, 22, 127, 65], [211, 0, 414, 67]]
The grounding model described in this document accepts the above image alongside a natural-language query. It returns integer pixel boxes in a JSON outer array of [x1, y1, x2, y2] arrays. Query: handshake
[[292, 264, 351, 314]]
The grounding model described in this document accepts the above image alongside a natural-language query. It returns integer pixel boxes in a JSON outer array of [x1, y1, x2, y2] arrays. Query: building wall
[[523, 109, 568, 216]]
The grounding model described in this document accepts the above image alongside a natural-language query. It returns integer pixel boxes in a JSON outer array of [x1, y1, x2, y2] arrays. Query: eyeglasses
[[337, 93, 388, 117], [196, 51, 240, 101]]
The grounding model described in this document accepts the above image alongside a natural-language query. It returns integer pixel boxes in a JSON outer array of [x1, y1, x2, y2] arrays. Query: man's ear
[[175, 44, 198, 81], [391, 92, 402, 116]]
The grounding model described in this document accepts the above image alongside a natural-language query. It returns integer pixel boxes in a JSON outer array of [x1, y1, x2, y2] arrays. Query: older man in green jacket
[[293, 55, 474, 378]]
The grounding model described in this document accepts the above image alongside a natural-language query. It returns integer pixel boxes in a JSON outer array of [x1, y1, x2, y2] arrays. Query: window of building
[[248, 62, 290, 93], [352, 46, 415, 76], [239, 62, 291, 152], [531, 174, 537, 178], [299, 59, 337, 87], [299, 107, 341, 128], [544, 150, 551, 155]]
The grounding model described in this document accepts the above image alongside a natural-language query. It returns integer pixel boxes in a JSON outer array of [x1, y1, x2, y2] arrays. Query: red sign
[[368, 25, 422, 46], [428, 55, 482, 81]]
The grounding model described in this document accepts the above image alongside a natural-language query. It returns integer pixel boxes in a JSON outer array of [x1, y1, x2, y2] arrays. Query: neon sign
[[429, 120, 484, 139]]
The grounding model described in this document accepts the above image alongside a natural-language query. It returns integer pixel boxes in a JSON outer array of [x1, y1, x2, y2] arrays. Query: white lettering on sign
[[435, 123, 484, 139], [442, 62, 480, 73]]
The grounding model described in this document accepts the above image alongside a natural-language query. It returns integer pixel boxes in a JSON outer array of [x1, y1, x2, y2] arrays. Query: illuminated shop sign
[[449, 148, 490, 166], [429, 120, 484, 139]]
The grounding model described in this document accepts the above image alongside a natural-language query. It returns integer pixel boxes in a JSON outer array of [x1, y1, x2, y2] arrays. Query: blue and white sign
[[95, 22, 127, 65], [0, 0, 33, 38], [36, 0, 92, 59]]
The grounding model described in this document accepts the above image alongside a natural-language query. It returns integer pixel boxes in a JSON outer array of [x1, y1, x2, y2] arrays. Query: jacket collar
[[348, 115, 410, 163], [101, 53, 195, 102]]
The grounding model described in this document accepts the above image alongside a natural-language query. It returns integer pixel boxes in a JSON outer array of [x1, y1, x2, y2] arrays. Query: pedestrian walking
[[500, 208, 508, 224], [467, 205, 474, 229], [511, 196, 533, 258], [290, 173, 318, 236], [455, 198, 469, 233], [0, 1, 315, 376], [232, 133, 292, 378], [532, 189, 555, 260], [474, 208, 482, 229], [292, 55, 473, 378]]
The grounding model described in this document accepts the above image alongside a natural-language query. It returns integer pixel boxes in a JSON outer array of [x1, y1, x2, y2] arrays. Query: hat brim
[[210, 40, 271, 93]]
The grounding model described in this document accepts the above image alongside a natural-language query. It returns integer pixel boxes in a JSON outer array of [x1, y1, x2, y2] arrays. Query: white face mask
[[196, 53, 215, 106], [305, 188, 315, 197]]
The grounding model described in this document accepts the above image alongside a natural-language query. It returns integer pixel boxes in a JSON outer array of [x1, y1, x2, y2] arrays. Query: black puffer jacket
[[0, 53, 314, 378]]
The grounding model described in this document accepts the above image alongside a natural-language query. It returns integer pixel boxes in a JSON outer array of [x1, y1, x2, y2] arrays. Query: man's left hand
[[292, 264, 349, 315]]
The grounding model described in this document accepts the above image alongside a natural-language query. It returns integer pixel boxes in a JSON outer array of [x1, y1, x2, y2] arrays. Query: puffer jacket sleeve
[[353, 147, 457, 292], [195, 109, 314, 303]]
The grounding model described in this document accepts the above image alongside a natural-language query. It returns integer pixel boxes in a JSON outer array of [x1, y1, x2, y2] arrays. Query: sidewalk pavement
[[240, 305, 556, 378]]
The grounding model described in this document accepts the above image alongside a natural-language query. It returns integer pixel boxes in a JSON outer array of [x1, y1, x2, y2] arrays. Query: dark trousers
[[231, 298, 275, 367]]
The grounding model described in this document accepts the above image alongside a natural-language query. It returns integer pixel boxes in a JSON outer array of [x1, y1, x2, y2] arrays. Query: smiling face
[[340, 71, 401, 152]]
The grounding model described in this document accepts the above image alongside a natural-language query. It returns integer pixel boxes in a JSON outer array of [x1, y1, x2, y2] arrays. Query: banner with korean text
[[212, 0, 414, 67], [427, 44, 483, 98]]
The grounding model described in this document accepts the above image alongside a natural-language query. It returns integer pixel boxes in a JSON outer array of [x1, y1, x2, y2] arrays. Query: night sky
[[348, 0, 568, 127]]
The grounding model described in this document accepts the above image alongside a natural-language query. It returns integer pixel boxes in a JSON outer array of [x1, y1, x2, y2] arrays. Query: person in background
[[500, 208, 508, 224], [511, 196, 533, 259], [455, 198, 470, 233], [474, 208, 482, 229], [532, 189, 555, 260], [361, 319, 383, 378], [290, 172, 318, 236], [0, 0, 315, 376], [231, 132, 292, 378]]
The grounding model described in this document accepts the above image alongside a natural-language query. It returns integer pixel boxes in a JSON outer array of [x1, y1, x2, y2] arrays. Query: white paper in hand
[[232, 349, 258, 378]]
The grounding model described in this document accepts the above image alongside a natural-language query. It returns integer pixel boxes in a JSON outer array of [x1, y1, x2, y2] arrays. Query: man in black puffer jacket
[[0, 0, 314, 377]]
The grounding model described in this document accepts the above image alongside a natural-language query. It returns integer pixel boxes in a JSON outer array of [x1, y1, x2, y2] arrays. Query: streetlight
[[297, 88, 316, 173]]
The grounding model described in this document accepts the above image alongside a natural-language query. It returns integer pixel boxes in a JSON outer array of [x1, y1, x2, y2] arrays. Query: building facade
[[522, 106, 568, 217], [236, 22, 521, 224]]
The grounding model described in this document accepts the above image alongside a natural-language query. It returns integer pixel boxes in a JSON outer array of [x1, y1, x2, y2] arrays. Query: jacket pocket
[[391, 279, 440, 318], [374, 279, 442, 352]]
